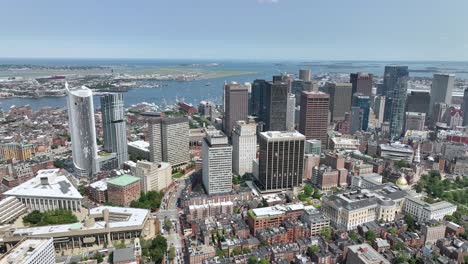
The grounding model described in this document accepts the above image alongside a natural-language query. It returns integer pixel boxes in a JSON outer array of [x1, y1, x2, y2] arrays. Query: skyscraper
[[350, 73, 373, 96], [148, 116, 189, 167], [405, 112, 426, 131], [286, 93, 296, 131], [257, 131, 305, 192], [352, 94, 370, 131], [327, 82, 352, 122], [265, 81, 289, 131], [299, 91, 329, 148], [66, 83, 98, 178], [430, 74, 455, 114], [299, 69, 311, 82], [383, 66, 409, 140], [232, 121, 257, 176], [463, 88, 468, 126], [372, 95, 385, 128], [224, 82, 249, 137], [100, 93, 128, 167], [202, 128, 232, 195], [250, 79, 268, 118], [406, 91, 430, 114]]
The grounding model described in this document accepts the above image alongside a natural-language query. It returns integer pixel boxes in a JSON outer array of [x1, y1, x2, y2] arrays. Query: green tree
[[169, 246, 176, 260], [90, 253, 103, 263], [393, 241, 405, 250], [304, 185, 313, 196], [259, 258, 270, 264], [320, 226, 332, 240], [308, 245, 319, 256], [23, 210, 42, 225], [216, 249, 225, 257], [366, 230, 376, 242], [395, 160, 410, 168], [313, 188, 321, 199], [404, 214, 417, 231], [164, 218, 172, 232], [388, 227, 398, 236], [248, 256, 258, 264], [349, 232, 358, 241]]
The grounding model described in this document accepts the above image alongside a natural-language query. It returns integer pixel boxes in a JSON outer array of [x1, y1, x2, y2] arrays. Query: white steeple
[[413, 144, 421, 163]]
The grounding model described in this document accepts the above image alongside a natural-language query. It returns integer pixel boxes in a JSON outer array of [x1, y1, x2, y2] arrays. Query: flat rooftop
[[261, 131, 305, 140], [107, 174, 140, 187], [3, 169, 82, 200], [251, 203, 304, 218], [128, 140, 149, 151], [0, 238, 53, 264]]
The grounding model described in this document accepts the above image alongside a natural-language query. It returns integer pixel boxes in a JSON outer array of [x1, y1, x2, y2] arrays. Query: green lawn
[[172, 172, 184, 179]]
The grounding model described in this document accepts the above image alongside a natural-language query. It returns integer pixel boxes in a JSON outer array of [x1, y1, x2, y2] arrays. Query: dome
[[396, 175, 408, 186]]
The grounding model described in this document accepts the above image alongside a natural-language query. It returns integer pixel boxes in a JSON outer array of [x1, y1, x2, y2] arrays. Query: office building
[[127, 140, 150, 161], [101, 93, 128, 167], [88, 178, 108, 204], [286, 93, 296, 131], [371, 95, 385, 128], [0, 143, 34, 162], [148, 116, 189, 167], [406, 91, 430, 114], [232, 121, 257, 176], [107, 174, 141, 206], [0, 197, 27, 224], [432, 102, 449, 124], [404, 196, 457, 222], [430, 73, 455, 114], [250, 79, 268, 118], [223, 82, 249, 136], [299, 69, 311, 81], [300, 207, 330, 236], [382, 66, 409, 139], [202, 128, 232, 195], [136, 161, 172, 193], [353, 94, 370, 131], [350, 73, 373, 96], [265, 81, 289, 131], [463, 88, 468, 126], [346, 244, 390, 264], [305, 139, 321, 155], [4, 169, 83, 212], [328, 82, 353, 122], [0, 238, 55, 264], [349, 107, 363, 134], [257, 131, 305, 192], [405, 112, 426, 131], [299, 91, 329, 148], [378, 143, 414, 162], [66, 83, 99, 177]]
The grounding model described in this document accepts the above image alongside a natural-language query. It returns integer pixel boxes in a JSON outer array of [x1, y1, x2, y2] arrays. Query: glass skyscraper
[[383, 66, 409, 140]]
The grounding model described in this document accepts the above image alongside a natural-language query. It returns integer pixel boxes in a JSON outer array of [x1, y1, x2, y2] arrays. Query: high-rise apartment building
[[202, 128, 232, 195], [327, 82, 352, 122], [232, 121, 257, 176], [299, 91, 329, 148], [265, 81, 289, 131], [463, 88, 468, 126], [66, 83, 98, 178], [430, 74, 455, 114], [383, 66, 409, 140], [350, 73, 373, 96], [100, 93, 128, 167], [135, 161, 172, 193], [148, 116, 189, 167], [405, 112, 426, 131], [299, 69, 311, 82], [223, 82, 249, 137], [257, 131, 305, 192], [352, 94, 370, 131]]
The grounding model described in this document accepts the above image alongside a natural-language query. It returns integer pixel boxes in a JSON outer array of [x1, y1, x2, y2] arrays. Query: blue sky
[[1, 0, 467, 61]]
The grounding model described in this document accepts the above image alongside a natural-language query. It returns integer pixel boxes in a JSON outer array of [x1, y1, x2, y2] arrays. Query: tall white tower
[[66, 83, 98, 178], [232, 121, 257, 176]]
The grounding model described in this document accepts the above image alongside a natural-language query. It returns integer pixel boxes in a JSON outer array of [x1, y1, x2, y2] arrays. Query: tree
[[78, 185, 86, 196], [248, 256, 258, 264], [53, 159, 65, 169], [91, 253, 103, 263], [320, 227, 332, 240], [308, 245, 319, 256], [115, 240, 126, 249], [395, 160, 410, 168], [313, 188, 321, 199], [108, 252, 113, 264], [388, 227, 398, 236], [304, 185, 313, 196], [164, 218, 172, 232], [216, 249, 225, 257], [404, 214, 417, 231], [349, 232, 358, 241], [366, 230, 376, 242], [393, 241, 405, 251], [259, 258, 270, 264], [23, 210, 42, 225], [51, 144, 58, 149], [169, 246, 176, 260]]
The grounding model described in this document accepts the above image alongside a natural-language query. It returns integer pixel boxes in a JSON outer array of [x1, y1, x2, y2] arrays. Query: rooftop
[[107, 174, 140, 187], [127, 140, 149, 151], [0, 238, 53, 264], [261, 131, 305, 140], [347, 243, 390, 264]]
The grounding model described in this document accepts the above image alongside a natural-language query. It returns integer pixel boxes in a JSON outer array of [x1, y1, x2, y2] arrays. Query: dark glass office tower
[[352, 94, 370, 131], [383, 66, 409, 140], [265, 82, 289, 131]]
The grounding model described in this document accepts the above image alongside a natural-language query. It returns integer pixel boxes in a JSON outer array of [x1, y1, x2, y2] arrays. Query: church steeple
[[413, 144, 421, 163]]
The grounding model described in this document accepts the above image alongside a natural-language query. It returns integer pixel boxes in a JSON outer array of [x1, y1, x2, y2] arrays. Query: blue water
[[1, 59, 468, 110]]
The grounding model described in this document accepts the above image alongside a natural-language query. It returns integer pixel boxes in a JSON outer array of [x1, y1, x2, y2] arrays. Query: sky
[[1, 0, 468, 61]]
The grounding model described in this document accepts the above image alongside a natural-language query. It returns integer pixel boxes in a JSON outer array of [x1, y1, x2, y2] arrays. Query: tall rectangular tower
[[327, 82, 352, 122], [224, 82, 249, 137], [202, 128, 232, 195], [265, 82, 289, 131], [383, 65, 409, 140], [430, 73, 455, 114], [232, 121, 257, 176], [101, 93, 128, 167], [257, 131, 305, 192], [352, 94, 370, 131], [299, 91, 329, 148], [350, 73, 373, 96]]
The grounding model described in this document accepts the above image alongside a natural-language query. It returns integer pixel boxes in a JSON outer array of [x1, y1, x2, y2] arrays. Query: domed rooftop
[[396, 175, 408, 187]]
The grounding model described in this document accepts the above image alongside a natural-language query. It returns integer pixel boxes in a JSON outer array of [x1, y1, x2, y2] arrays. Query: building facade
[[0, 238, 55, 264], [328, 82, 353, 122], [404, 196, 457, 222], [352, 94, 370, 131], [136, 161, 172, 193], [107, 175, 141, 206], [202, 129, 232, 195], [350, 73, 373, 96], [232, 121, 257, 176], [223, 82, 249, 137], [265, 82, 289, 131], [405, 112, 426, 131], [430, 73, 455, 115], [463, 88, 468, 126], [0, 143, 34, 162], [382, 66, 409, 140], [299, 91, 329, 148]]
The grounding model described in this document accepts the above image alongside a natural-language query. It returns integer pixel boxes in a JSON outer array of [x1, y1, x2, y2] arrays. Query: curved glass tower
[[66, 83, 98, 178]]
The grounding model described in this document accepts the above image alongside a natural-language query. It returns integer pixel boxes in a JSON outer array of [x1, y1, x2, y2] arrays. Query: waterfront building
[[0, 238, 55, 264], [202, 128, 232, 195], [107, 174, 141, 206], [382, 66, 409, 140], [430, 73, 455, 114], [223, 82, 249, 137], [148, 116, 189, 167], [135, 161, 172, 193], [256, 131, 305, 192], [101, 93, 128, 167], [232, 121, 257, 176], [405, 112, 426, 131], [328, 82, 353, 122], [350, 73, 373, 96], [404, 196, 457, 222], [299, 91, 329, 148], [4, 169, 83, 212], [66, 83, 99, 178]]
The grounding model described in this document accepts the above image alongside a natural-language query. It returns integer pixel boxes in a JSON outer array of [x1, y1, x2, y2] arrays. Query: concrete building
[[328, 82, 353, 122], [135, 161, 172, 193], [265, 82, 289, 131], [299, 91, 329, 148], [305, 139, 321, 155], [88, 178, 108, 204], [101, 93, 128, 167], [0, 238, 55, 264], [257, 131, 305, 192], [404, 196, 457, 222], [300, 207, 330, 236], [405, 112, 426, 131], [202, 128, 232, 195], [127, 140, 150, 161], [421, 223, 446, 245], [330, 137, 360, 151], [223, 82, 249, 137], [430, 74, 455, 115], [463, 88, 468, 126], [299, 69, 311, 82], [350, 73, 373, 96], [66, 83, 99, 178], [346, 243, 390, 264], [0, 143, 35, 162], [406, 91, 430, 114], [317, 168, 339, 191], [371, 95, 385, 128], [4, 169, 83, 212], [382, 66, 409, 140], [107, 174, 141, 206], [232, 121, 257, 176], [148, 116, 189, 167], [0, 197, 27, 224], [286, 93, 296, 131], [378, 143, 414, 162], [303, 154, 320, 180]]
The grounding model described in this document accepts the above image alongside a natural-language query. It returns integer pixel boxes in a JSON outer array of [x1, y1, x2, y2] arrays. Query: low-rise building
[[404, 196, 457, 222], [135, 161, 172, 193], [88, 178, 108, 204], [300, 207, 330, 236], [247, 204, 304, 235], [378, 143, 414, 162], [421, 222, 446, 245], [127, 140, 150, 161], [345, 243, 390, 264], [330, 137, 360, 151]]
